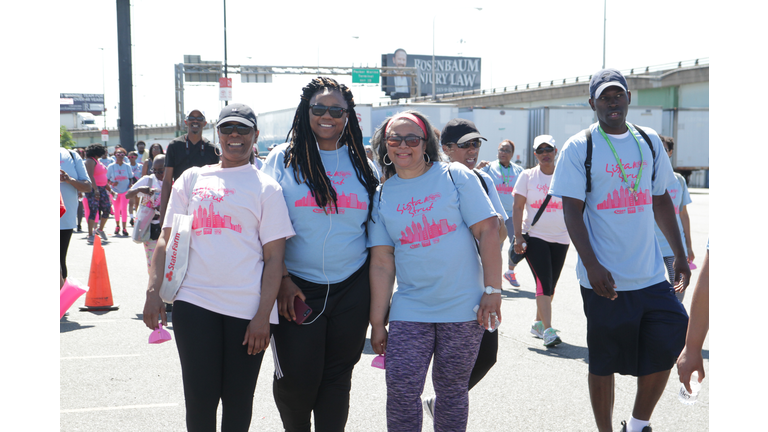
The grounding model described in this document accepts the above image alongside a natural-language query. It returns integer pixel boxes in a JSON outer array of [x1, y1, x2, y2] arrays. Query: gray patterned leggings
[[386, 320, 485, 432]]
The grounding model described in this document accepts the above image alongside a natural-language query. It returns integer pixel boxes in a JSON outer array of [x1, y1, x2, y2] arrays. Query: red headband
[[385, 113, 428, 138]]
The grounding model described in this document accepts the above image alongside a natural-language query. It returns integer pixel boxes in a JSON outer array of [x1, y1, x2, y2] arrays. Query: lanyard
[[597, 123, 644, 197], [499, 162, 513, 184]]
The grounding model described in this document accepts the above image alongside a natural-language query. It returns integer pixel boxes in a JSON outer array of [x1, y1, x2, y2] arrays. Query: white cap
[[533, 135, 555, 149]]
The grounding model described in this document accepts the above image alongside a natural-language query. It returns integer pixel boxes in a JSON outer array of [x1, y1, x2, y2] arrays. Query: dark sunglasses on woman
[[535, 146, 555, 154], [386, 135, 424, 147], [310, 104, 348, 118]]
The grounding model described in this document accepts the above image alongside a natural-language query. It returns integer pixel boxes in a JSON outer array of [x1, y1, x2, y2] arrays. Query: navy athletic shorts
[[580, 280, 689, 377]]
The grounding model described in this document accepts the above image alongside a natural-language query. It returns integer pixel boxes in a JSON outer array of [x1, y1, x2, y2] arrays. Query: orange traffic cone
[[79, 234, 119, 312]]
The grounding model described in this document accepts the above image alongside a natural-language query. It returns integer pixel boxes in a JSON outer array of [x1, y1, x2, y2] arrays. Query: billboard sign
[[60, 93, 104, 113], [381, 50, 481, 99]]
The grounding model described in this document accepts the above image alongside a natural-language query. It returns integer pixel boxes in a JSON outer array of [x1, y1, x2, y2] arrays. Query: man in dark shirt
[[159, 108, 220, 223]]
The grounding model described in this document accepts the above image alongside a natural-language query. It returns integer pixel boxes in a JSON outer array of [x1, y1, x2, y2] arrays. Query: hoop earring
[[423, 153, 431, 164], [215, 147, 222, 157], [383, 153, 393, 166]]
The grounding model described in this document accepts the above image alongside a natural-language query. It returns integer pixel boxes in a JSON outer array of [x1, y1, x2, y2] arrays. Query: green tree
[[60, 126, 76, 148]]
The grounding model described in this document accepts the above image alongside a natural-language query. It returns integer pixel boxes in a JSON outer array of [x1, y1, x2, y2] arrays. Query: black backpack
[[584, 123, 656, 193]]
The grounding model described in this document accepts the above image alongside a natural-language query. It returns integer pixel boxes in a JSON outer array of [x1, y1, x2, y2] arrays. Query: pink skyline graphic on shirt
[[295, 190, 367, 214], [192, 201, 242, 235], [531, 198, 563, 211], [495, 184, 514, 195], [399, 214, 457, 248], [596, 183, 651, 211]]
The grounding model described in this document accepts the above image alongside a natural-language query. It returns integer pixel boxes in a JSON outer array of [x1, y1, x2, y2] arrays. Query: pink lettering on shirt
[[193, 187, 236, 202], [605, 159, 648, 179], [669, 188, 678, 200], [327, 171, 352, 186], [396, 193, 441, 217]]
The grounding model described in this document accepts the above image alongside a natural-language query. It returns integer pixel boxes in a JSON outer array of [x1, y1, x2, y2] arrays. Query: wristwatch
[[484, 286, 502, 295]]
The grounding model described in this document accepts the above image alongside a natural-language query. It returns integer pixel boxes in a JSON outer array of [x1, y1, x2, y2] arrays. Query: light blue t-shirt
[[654, 172, 691, 257], [262, 142, 377, 284], [475, 169, 509, 221], [481, 161, 524, 213], [60, 148, 89, 230], [129, 162, 143, 180], [106, 162, 135, 194], [367, 162, 496, 323], [549, 123, 675, 291]]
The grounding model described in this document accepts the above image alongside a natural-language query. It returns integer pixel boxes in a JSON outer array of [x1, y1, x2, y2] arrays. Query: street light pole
[[602, 0, 606, 68], [432, 16, 436, 101], [223, 0, 228, 106], [99, 47, 106, 129]]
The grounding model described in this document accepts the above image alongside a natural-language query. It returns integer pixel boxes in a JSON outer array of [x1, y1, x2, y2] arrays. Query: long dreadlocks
[[284, 77, 379, 221]]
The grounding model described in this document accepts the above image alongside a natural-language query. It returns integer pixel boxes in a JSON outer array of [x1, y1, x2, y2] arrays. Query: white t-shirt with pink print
[[513, 165, 570, 245], [163, 164, 295, 321]]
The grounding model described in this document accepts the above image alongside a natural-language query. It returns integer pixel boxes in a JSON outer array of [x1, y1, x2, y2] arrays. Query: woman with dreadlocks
[[261, 77, 379, 432]]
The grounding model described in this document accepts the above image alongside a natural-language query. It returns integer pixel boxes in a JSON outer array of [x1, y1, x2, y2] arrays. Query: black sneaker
[[130, 217, 135, 227], [620, 420, 652, 432], [122, 229, 129, 236], [114, 226, 120, 235]]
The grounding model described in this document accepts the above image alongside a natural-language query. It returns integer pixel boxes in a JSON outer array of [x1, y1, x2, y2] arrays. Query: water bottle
[[678, 371, 701, 405], [473, 305, 500, 332]]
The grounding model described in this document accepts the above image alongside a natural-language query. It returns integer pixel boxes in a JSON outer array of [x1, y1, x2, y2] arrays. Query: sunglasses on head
[[446, 139, 482, 149], [386, 135, 424, 147], [535, 146, 555, 154], [186, 116, 205, 122], [310, 104, 348, 118], [218, 124, 253, 135]]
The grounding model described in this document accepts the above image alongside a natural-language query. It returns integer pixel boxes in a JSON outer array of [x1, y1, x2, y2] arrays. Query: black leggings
[[60, 229, 73, 279], [468, 329, 498, 391], [271, 259, 371, 432], [173, 301, 267, 432], [524, 236, 569, 297]]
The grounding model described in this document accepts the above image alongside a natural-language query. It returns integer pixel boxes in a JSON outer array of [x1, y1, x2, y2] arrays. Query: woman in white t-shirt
[[368, 111, 502, 431], [142, 103, 295, 431], [512, 135, 570, 348]]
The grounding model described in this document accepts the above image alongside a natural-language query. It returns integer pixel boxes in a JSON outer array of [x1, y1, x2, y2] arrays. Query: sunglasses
[[310, 104, 348, 118], [386, 135, 424, 147], [219, 124, 253, 135], [446, 139, 482, 149], [152, 168, 164, 174], [535, 146, 555, 154], [186, 116, 205, 122], [128, 155, 137, 158]]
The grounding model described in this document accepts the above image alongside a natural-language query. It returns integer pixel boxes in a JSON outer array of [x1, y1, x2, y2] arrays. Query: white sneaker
[[530, 321, 545, 339], [543, 328, 562, 347]]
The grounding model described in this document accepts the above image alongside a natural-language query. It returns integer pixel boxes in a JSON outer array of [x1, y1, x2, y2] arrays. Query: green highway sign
[[352, 68, 380, 84]]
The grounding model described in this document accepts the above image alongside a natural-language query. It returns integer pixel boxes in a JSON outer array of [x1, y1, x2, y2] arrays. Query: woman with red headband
[[368, 111, 502, 431]]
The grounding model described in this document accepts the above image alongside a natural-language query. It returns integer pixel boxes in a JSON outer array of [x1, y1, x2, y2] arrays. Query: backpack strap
[[585, 128, 593, 193], [630, 123, 656, 183], [530, 195, 551, 229], [473, 169, 489, 196]]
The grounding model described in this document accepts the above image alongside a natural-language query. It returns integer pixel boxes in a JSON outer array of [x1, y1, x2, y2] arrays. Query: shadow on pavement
[[59, 316, 94, 333], [527, 343, 589, 363], [501, 289, 535, 300]]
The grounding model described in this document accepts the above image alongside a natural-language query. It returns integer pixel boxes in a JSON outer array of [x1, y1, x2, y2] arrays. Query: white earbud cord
[[303, 129, 343, 325]]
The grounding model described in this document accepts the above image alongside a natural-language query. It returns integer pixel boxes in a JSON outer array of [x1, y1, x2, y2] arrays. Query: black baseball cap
[[216, 103, 257, 129], [440, 118, 486, 145]]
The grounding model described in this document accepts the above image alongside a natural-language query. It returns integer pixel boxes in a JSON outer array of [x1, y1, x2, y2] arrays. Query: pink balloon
[[60, 278, 88, 319]]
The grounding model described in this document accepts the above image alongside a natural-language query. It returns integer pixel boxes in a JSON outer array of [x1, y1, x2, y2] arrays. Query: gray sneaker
[[530, 321, 545, 339], [96, 229, 109, 242], [423, 397, 435, 420], [543, 328, 562, 347], [87, 235, 95, 245]]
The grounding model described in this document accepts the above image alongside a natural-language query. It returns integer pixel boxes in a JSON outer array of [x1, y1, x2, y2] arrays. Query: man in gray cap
[[160, 108, 220, 224], [549, 68, 690, 432]]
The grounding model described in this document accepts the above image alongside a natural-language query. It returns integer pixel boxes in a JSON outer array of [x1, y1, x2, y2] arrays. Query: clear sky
[[52, 0, 710, 128]]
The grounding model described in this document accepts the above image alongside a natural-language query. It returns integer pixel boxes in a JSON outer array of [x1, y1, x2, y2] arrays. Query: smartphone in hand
[[293, 297, 313, 325]]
